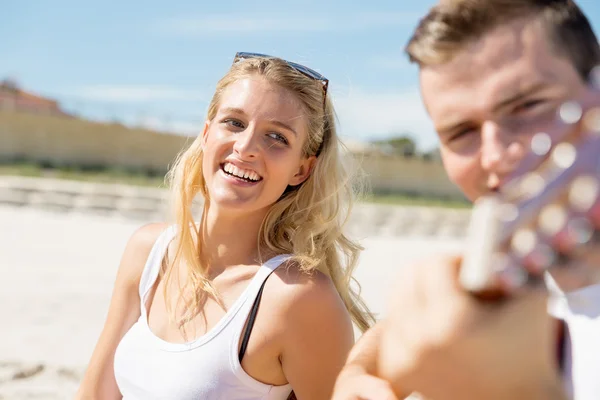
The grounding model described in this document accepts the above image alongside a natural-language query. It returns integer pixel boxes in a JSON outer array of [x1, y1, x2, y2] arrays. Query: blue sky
[[2, 0, 600, 150]]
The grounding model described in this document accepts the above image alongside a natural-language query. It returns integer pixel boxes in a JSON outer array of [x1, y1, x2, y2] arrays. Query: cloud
[[74, 85, 206, 103], [333, 86, 439, 150], [155, 12, 421, 36]]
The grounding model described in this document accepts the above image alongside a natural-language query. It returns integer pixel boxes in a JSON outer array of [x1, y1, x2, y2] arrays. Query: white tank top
[[113, 226, 293, 400]]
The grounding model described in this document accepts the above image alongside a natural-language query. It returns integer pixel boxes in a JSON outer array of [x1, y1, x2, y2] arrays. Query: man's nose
[[480, 121, 526, 190]]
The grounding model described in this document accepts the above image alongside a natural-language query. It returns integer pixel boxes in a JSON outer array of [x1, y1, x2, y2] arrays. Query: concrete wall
[[0, 110, 465, 200], [356, 154, 463, 199], [0, 111, 193, 173]]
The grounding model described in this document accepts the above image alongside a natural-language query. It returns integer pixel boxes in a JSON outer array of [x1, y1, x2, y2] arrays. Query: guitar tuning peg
[[487, 252, 528, 291], [583, 107, 600, 133], [538, 204, 567, 236], [497, 261, 529, 290], [511, 228, 537, 257], [559, 101, 583, 124], [509, 229, 557, 274], [519, 172, 546, 198], [551, 142, 577, 169], [569, 175, 599, 212], [528, 243, 557, 272], [565, 217, 595, 247], [530, 132, 552, 156]]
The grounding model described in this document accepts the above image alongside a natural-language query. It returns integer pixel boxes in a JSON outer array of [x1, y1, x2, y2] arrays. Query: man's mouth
[[220, 162, 262, 183]]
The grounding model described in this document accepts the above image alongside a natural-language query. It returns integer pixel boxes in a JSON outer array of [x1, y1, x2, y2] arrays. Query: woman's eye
[[268, 132, 288, 145], [224, 119, 244, 129]]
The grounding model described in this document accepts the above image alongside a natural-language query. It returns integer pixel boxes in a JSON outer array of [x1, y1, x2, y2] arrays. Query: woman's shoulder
[[116, 222, 172, 287], [270, 262, 337, 300], [263, 260, 355, 363], [125, 222, 172, 257], [267, 261, 353, 330]]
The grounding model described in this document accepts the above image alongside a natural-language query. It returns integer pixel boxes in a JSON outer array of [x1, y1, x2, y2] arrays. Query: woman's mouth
[[220, 162, 263, 184]]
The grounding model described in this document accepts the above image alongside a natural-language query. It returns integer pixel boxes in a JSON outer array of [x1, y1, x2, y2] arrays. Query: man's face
[[420, 18, 589, 201]]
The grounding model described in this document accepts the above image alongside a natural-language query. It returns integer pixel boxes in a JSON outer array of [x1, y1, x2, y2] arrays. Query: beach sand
[[0, 205, 462, 399]]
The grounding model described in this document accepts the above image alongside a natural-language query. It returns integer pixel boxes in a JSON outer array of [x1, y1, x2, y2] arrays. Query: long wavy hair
[[163, 56, 375, 336]]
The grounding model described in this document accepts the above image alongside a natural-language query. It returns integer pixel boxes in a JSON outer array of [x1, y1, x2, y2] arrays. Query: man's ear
[[289, 155, 317, 186]]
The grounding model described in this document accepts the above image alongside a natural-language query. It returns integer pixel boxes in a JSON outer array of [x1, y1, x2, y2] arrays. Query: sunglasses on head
[[233, 52, 329, 107]]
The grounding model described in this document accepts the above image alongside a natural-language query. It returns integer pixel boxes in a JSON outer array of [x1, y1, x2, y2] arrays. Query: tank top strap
[[243, 254, 293, 298], [227, 254, 293, 366], [232, 254, 293, 299], [260, 253, 293, 274], [138, 225, 178, 316]]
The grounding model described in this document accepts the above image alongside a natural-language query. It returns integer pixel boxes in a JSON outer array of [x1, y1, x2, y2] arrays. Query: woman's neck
[[199, 205, 270, 274]]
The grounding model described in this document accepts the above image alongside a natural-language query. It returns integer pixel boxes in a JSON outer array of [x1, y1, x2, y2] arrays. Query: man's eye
[[450, 128, 476, 142], [514, 99, 545, 113]]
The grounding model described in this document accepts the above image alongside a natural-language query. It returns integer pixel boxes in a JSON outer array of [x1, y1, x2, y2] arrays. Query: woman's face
[[201, 76, 316, 215]]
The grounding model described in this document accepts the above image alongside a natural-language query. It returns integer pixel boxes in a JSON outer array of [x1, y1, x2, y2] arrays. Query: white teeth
[[223, 162, 260, 181]]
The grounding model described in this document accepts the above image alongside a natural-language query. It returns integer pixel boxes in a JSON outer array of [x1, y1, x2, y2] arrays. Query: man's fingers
[[332, 374, 399, 400]]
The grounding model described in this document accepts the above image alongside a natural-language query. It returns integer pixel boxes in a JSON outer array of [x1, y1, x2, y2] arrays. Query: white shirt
[[113, 226, 293, 400], [546, 274, 600, 400]]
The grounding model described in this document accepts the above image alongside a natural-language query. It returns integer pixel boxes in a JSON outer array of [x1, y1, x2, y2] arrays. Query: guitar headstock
[[460, 71, 600, 294]]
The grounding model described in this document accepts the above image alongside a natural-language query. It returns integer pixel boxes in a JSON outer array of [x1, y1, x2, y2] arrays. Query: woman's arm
[[276, 269, 355, 400], [75, 223, 167, 399]]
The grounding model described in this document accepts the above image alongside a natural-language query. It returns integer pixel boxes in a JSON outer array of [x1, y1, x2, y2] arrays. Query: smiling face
[[420, 18, 589, 201], [201, 76, 315, 214]]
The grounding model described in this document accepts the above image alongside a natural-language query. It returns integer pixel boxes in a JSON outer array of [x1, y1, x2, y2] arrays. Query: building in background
[[0, 79, 462, 200], [0, 78, 70, 117]]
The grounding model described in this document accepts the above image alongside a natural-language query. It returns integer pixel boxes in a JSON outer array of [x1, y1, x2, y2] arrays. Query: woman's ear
[[289, 155, 317, 186], [201, 121, 210, 146]]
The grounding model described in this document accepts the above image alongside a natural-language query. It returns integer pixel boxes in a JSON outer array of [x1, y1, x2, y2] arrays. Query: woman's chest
[[146, 272, 255, 343], [114, 322, 252, 399]]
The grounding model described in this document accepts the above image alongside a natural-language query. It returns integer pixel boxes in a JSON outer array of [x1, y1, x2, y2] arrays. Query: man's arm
[[346, 321, 387, 374], [332, 322, 398, 400], [333, 253, 570, 400]]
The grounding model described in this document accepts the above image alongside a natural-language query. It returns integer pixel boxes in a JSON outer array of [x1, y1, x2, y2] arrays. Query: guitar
[[459, 70, 600, 295]]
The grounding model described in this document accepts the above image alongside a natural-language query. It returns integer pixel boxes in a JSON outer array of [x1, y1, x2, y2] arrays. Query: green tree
[[372, 134, 417, 157]]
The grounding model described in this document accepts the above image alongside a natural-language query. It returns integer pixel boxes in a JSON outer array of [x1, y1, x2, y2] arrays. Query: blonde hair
[[164, 56, 375, 334], [406, 0, 600, 81]]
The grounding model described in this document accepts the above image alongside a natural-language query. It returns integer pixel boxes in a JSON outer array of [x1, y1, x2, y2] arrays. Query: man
[[332, 1, 600, 399]]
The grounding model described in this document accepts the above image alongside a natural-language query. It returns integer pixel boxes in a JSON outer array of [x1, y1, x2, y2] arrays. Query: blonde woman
[[75, 52, 374, 400]]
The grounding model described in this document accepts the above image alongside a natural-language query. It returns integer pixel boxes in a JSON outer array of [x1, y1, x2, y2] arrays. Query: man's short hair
[[406, 0, 600, 81]]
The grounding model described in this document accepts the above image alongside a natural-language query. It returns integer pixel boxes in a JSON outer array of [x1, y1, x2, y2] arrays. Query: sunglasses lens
[[289, 61, 327, 82]]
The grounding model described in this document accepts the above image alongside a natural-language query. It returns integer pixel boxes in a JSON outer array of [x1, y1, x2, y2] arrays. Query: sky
[[2, 0, 600, 151]]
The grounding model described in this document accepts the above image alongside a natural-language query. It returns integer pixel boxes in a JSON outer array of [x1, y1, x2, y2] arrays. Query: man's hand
[[331, 364, 398, 400], [331, 323, 398, 400], [377, 253, 566, 400]]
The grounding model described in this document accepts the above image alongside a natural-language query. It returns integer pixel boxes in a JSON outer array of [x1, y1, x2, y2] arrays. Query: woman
[[75, 52, 374, 399]]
